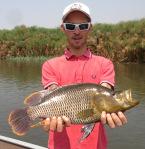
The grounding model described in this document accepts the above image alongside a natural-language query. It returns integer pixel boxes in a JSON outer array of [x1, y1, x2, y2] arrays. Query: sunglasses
[[63, 22, 91, 31]]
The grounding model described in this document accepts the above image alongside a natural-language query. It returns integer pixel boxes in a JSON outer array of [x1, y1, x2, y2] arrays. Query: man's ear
[[89, 23, 93, 30], [60, 24, 65, 32]]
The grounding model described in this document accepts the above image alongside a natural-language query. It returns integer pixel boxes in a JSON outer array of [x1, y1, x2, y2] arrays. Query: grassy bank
[[7, 56, 49, 64], [0, 18, 145, 63]]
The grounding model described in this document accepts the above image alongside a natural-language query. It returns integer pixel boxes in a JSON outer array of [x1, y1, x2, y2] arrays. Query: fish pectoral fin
[[30, 119, 46, 128], [80, 123, 95, 142], [30, 122, 42, 128], [77, 109, 94, 119], [24, 90, 49, 106]]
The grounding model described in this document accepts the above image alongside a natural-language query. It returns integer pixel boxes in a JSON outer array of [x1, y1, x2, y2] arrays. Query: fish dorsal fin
[[24, 90, 50, 106]]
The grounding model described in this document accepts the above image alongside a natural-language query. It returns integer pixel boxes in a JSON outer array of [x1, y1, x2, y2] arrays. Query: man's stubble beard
[[68, 38, 87, 50]]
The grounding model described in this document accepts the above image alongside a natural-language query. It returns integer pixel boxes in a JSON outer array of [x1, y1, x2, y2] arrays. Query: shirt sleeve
[[41, 61, 58, 89], [100, 59, 115, 87]]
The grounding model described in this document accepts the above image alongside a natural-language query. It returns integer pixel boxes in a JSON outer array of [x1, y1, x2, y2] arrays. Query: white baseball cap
[[62, 2, 91, 22]]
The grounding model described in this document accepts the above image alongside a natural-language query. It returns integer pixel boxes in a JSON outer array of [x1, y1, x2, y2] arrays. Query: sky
[[0, 0, 145, 29]]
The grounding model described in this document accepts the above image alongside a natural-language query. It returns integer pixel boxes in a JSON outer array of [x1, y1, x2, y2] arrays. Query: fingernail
[[52, 116, 56, 119], [57, 117, 61, 120], [111, 125, 115, 128], [117, 123, 122, 126], [102, 111, 106, 115], [46, 118, 50, 121]]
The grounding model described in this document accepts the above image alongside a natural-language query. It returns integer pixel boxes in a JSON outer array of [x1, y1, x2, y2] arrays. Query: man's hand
[[42, 116, 71, 132], [101, 111, 127, 128], [41, 84, 71, 133]]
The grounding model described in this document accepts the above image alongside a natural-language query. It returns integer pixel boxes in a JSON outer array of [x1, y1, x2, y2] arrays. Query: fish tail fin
[[8, 108, 32, 136]]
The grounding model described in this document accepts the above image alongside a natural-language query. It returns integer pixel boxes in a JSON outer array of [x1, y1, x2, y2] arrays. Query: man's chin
[[69, 41, 85, 49], [73, 45, 82, 49], [72, 43, 83, 49]]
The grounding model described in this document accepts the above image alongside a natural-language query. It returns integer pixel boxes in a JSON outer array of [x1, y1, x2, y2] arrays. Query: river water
[[0, 60, 145, 148]]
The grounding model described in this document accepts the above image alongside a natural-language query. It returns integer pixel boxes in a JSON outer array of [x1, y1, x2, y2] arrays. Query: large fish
[[8, 83, 139, 140]]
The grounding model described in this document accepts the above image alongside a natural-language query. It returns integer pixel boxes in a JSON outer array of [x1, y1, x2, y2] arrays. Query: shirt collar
[[64, 48, 92, 59]]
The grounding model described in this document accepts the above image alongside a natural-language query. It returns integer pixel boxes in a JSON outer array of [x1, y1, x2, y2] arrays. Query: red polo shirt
[[42, 49, 115, 149]]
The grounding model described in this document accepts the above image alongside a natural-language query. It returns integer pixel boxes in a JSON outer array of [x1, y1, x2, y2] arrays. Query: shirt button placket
[[75, 58, 84, 83]]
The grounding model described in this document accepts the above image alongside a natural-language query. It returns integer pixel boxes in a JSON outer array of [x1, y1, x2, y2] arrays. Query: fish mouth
[[124, 100, 140, 111], [131, 100, 140, 107]]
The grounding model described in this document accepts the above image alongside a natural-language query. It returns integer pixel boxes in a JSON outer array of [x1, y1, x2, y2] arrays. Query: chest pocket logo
[[91, 74, 96, 79]]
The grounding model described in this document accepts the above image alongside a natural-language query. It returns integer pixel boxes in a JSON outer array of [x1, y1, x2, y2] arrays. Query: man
[[41, 2, 127, 149]]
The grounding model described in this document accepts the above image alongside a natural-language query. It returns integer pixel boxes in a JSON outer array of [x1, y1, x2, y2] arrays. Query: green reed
[[0, 18, 145, 63]]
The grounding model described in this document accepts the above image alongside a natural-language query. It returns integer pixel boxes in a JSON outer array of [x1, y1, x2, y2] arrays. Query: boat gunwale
[[0, 135, 47, 149]]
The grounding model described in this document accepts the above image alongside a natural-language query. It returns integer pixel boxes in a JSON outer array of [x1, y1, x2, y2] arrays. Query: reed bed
[[0, 18, 145, 63]]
